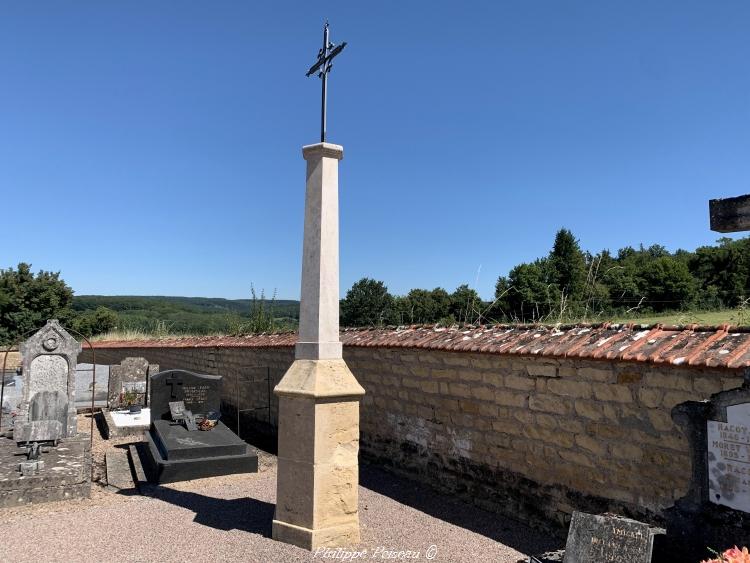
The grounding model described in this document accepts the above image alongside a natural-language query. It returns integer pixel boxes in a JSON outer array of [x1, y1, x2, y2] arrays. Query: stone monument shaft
[[272, 142, 365, 549], [296, 143, 344, 361]]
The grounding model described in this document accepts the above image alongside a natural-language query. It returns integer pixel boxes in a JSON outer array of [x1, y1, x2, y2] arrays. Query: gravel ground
[[0, 415, 561, 563]]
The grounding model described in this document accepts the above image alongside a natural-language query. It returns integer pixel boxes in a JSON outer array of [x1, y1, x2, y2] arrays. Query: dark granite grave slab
[[141, 421, 258, 484], [151, 420, 248, 461], [150, 370, 221, 421], [562, 512, 661, 563], [142, 370, 257, 483], [0, 434, 91, 508]]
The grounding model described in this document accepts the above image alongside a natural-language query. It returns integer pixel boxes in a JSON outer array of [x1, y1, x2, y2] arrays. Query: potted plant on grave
[[121, 390, 142, 414]]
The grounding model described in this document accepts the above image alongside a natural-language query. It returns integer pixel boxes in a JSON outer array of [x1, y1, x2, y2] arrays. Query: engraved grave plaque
[[150, 370, 221, 421], [562, 512, 661, 563], [707, 402, 750, 511]]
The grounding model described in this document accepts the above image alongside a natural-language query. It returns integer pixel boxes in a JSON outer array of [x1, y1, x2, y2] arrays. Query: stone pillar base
[[272, 519, 361, 550], [272, 359, 365, 550]]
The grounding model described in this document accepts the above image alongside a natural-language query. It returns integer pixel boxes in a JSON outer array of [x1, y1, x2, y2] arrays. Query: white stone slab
[[110, 408, 151, 428], [707, 402, 750, 512]]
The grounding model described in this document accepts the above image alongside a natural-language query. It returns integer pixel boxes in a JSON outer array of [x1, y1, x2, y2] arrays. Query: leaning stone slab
[[561, 511, 661, 563], [14, 420, 62, 444]]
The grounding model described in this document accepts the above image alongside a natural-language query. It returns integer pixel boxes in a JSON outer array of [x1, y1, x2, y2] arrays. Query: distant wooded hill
[[72, 295, 300, 334]]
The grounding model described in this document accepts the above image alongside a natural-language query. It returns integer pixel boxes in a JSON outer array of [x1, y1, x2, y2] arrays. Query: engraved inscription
[[587, 524, 647, 562], [563, 512, 655, 563], [707, 402, 750, 512], [182, 385, 209, 408]]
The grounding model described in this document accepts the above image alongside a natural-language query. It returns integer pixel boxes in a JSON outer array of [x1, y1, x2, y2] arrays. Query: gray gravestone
[[108, 357, 158, 409], [149, 370, 221, 421], [13, 320, 81, 441], [562, 512, 659, 563], [667, 374, 750, 560]]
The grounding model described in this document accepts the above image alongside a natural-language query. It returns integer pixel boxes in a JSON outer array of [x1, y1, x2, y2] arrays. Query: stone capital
[[302, 142, 344, 161], [274, 359, 365, 400]]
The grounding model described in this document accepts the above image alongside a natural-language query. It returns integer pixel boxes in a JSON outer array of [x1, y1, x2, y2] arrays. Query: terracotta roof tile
[[89, 324, 750, 370]]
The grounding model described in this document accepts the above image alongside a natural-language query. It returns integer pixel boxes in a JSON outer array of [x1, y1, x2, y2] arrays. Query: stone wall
[[80, 340, 744, 532]]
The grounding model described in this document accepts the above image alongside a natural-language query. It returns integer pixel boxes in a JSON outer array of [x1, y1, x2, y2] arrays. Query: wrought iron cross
[[306, 21, 347, 143]]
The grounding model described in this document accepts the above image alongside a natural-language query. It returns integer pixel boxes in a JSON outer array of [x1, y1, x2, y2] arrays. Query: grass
[[611, 309, 744, 327], [89, 308, 750, 342]]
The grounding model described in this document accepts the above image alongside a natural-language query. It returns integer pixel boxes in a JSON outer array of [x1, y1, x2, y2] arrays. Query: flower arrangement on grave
[[198, 418, 216, 431], [702, 546, 750, 563], [121, 390, 142, 413], [198, 411, 219, 431]]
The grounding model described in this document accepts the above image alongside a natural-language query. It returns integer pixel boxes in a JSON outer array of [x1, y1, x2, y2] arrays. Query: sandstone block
[[401, 377, 420, 389], [661, 390, 695, 409], [693, 377, 724, 396], [592, 383, 633, 403], [646, 371, 692, 391], [471, 386, 495, 402], [529, 393, 571, 415], [577, 366, 614, 382], [419, 380, 439, 394], [449, 382, 472, 398], [443, 354, 471, 367], [611, 443, 643, 462], [495, 390, 528, 408], [547, 379, 592, 399], [458, 369, 483, 382], [574, 399, 603, 421], [558, 448, 595, 468], [637, 387, 663, 408], [575, 434, 607, 457], [513, 409, 534, 425], [505, 374, 536, 391], [536, 413, 558, 429], [526, 363, 558, 378]]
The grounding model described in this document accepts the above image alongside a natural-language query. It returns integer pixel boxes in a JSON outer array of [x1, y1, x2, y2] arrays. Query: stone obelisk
[[271, 142, 365, 550]]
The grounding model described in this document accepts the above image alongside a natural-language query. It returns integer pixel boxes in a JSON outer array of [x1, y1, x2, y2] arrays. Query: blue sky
[[2, 2, 749, 300]]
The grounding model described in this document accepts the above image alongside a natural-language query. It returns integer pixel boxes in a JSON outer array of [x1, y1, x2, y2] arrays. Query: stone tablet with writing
[[562, 512, 657, 563], [108, 357, 159, 409], [149, 370, 221, 421], [707, 402, 750, 511]]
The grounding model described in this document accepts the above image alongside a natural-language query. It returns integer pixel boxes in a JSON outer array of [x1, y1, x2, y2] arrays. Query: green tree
[[637, 256, 697, 312], [549, 228, 587, 313], [495, 258, 556, 322], [71, 306, 119, 337], [449, 284, 483, 324], [0, 263, 74, 344], [401, 288, 451, 324], [341, 278, 394, 327], [690, 238, 750, 308]]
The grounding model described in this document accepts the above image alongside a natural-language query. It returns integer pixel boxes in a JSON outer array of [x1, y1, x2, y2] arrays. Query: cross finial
[[306, 22, 347, 143]]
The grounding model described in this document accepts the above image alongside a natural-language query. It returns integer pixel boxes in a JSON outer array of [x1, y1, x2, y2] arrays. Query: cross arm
[[305, 42, 347, 77]]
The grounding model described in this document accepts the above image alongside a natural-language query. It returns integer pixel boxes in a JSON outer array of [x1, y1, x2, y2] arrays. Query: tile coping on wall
[[88, 324, 750, 370]]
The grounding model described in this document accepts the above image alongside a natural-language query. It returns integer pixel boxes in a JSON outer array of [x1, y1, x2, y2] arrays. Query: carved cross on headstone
[[306, 21, 347, 143], [165, 375, 183, 399]]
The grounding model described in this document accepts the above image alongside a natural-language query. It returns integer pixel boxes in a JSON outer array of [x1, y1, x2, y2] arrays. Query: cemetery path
[[0, 420, 560, 562], [0, 455, 560, 563]]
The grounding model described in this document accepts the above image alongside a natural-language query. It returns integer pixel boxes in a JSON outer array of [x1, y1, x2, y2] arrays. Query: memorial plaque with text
[[707, 402, 750, 512], [562, 512, 659, 563], [149, 370, 221, 421]]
